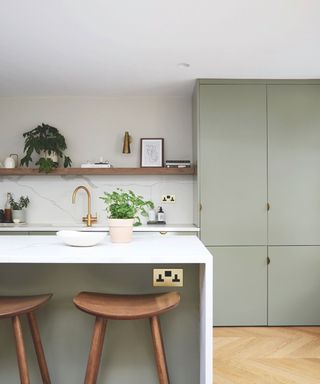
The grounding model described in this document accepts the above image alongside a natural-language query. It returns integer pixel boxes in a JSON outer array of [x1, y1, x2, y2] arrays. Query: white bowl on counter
[[57, 230, 106, 247]]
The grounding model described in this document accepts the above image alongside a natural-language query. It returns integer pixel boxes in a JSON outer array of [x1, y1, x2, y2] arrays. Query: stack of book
[[81, 161, 112, 168], [165, 160, 191, 168]]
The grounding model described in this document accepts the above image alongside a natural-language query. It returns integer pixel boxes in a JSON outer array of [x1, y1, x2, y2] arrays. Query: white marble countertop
[[0, 223, 199, 232], [0, 234, 208, 264]]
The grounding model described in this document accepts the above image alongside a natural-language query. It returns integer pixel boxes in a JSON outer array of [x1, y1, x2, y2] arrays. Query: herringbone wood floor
[[213, 327, 320, 384]]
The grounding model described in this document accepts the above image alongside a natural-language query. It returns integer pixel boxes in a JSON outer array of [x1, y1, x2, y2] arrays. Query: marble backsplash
[[0, 175, 194, 225]]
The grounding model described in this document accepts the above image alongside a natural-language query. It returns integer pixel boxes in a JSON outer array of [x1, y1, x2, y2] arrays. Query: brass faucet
[[72, 186, 97, 227]]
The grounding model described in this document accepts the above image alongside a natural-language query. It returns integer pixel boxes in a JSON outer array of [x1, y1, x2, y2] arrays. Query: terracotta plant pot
[[108, 218, 134, 243]]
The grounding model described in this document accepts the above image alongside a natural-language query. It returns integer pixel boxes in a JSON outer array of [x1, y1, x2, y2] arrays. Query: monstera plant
[[20, 123, 72, 173]]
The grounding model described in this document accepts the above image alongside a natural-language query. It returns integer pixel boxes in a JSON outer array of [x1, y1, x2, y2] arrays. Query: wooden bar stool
[[0, 294, 52, 384], [73, 291, 180, 384]]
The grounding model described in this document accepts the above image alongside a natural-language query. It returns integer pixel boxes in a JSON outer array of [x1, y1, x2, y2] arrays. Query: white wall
[[0, 96, 194, 224], [0, 96, 192, 166]]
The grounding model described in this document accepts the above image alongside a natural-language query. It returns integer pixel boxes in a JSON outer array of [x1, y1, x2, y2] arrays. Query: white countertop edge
[[0, 235, 210, 264], [0, 224, 200, 232]]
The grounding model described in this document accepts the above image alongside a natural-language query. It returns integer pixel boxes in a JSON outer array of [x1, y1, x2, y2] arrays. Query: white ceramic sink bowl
[[57, 230, 106, 247]]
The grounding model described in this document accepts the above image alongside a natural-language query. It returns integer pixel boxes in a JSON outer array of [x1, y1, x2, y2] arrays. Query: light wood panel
[[0, 167, 195, 176], [214, 327, 320, 384]]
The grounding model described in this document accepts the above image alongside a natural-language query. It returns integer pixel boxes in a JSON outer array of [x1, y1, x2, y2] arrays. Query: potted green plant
[[100, 188, 154, 243], [20, 123, 72, 173], [9, 195, 30, 223]]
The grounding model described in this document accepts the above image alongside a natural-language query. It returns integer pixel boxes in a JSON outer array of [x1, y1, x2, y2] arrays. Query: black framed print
[[140, 138, 164, 167]]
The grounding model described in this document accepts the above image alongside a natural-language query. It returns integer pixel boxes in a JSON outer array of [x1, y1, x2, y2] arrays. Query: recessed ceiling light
[[177, 62, 190, 68]]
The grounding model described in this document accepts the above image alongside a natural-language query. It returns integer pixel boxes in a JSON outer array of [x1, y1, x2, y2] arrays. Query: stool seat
[[0, 294, 52, 318], [73, 291, 180, 320]]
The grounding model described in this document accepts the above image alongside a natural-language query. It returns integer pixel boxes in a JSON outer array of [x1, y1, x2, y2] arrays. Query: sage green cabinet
[[195, 81, 320, 326], [199, 84, 267, 246], [268, 85, 320, 245], [268, 246, 320, 325], [0, 232, 29, 235], [209, 246, 267, 326]]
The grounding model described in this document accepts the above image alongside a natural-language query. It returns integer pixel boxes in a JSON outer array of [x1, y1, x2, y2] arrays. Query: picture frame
[[140, 138, 164, 167]]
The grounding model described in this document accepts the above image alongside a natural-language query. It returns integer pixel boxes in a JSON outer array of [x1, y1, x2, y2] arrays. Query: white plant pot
[[12, 209, 26, 223], [108, 218, 134, 243], [40, 150, 59, 163]]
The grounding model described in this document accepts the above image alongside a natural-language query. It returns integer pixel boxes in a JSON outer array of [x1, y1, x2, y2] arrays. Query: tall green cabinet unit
[[267, 84, 320, 325], [193, 80, 320, 326]]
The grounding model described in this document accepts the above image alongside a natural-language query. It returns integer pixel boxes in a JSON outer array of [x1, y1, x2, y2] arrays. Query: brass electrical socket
[[153, 269, 183, 287], [161, 194, 176, 203]]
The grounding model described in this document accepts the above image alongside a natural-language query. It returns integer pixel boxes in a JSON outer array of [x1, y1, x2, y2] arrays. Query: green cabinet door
[[268, 246, 320, 325], [268, 85, 320, 245], [199, 84, 267, 246], [209, 246, 267, 326]]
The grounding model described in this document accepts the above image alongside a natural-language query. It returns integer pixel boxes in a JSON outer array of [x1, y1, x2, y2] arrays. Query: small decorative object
[[122, 131, 132, 154], [81, 157, 112, 168], [4, 192, 13, 223], [20, 123, 72, 173], [147, 207, 167, 225], [157, 206, 166, 224], [9, 195, 30, 223], [57, 231, 106, 247], [148, 209, 156, 223], [140, 138, 164, 167], [165, 160, 191, 168], [4, 154, 18, 168], [100, 188, 154, 243]]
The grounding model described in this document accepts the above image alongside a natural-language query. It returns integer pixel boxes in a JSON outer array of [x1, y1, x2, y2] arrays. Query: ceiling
[[0, 0, 319, 97]]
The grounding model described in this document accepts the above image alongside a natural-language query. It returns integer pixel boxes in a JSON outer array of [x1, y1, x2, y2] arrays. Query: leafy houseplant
[[20, 123, 72, 173], [9, 195, 30, 210], [100, 189, 154, 243], [9, 195, 30, 223]]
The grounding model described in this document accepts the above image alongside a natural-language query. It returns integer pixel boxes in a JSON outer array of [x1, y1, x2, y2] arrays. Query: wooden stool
[[0, 294, 52, 384], [73, 291, 180, 384]]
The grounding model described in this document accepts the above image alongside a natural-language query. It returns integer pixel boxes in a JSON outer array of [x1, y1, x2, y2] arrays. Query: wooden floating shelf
[[0, 167, 195, 176]]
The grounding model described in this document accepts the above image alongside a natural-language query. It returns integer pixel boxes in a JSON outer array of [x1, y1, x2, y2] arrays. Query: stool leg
[[27, 312, 51, 384], [12, 315, 30, 384], [150, 316, 170, 384], [84, 316, 107, 384]]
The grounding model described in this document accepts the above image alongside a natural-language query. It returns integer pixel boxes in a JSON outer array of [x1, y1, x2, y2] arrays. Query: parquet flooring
[[213, 327, 320, 384]]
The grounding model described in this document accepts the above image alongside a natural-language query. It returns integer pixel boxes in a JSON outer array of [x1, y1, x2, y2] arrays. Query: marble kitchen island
[[0, 234, 212, 384]]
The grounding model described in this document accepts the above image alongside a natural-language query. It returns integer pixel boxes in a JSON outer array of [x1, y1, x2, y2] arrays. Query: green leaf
[[99, 188, 154, 223], [21, 123, 72, 171]]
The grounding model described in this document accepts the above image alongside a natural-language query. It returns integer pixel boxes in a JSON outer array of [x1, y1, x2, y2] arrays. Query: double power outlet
[[153, 269, 183, 287], [161, 194, 176, 203]]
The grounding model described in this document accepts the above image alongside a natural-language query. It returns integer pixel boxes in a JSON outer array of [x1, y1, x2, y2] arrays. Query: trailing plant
[[100, 188, 154, 226], [9, 195, 30, 210], [20, 123, 72, 173]]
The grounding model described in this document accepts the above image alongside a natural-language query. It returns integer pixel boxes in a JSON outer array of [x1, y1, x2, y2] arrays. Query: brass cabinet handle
[[160, 231, 167, 235]]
